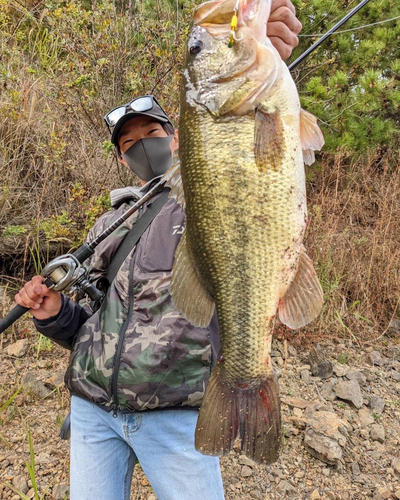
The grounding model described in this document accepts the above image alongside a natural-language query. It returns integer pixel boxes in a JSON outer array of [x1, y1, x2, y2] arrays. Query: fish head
[[183, 0, 281, 117]]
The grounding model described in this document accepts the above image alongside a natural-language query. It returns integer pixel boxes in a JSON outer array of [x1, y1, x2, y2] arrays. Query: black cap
[[110, 99, 173, 146]]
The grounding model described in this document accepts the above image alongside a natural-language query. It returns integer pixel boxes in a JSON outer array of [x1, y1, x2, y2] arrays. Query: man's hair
[[116, 121, 175, 157]]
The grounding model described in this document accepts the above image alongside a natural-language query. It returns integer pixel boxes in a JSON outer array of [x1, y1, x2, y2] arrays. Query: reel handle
[[0, 304, 30, 333]]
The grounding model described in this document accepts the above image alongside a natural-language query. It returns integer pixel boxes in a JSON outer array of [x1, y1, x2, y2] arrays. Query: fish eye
[[190, 40, 203, 55]]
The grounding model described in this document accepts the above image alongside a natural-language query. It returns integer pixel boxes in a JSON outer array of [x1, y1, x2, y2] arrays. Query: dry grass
[[0, 1, 399, 340], [305, 149, 400, 341]]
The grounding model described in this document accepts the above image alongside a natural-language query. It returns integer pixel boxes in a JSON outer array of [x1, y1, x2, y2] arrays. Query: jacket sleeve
[[33, 203, 135, 350], [33, 294, 91, 351]]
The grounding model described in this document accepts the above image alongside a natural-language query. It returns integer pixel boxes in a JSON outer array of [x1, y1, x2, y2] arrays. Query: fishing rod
[[0, 0, 374, 333], [0, 178, 166, 333], [289, 0, 373, 71]]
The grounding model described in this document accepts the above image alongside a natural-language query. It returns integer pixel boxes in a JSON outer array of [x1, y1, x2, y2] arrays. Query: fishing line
[[299, 15, 400, 36], [289, 0, 373, 70]]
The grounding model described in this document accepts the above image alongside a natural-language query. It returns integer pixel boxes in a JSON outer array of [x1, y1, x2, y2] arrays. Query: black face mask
[[121, 136, 174, 182]]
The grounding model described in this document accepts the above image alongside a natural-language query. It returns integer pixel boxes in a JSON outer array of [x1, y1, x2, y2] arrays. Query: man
[[15, 2, 302, 498]]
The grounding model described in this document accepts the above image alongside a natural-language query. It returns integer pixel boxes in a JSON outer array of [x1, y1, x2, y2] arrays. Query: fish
[[163, 0, 325, 464]]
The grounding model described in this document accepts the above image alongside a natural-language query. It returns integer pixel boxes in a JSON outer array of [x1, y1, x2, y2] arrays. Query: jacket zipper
[[110, 212, 141, 417]]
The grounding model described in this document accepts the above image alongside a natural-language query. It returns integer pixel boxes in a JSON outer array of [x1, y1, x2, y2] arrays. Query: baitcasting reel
[[41, 254, 104, 304]]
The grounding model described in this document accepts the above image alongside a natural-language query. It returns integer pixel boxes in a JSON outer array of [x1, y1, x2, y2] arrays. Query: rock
[[325, 493, 338, 500], [391, 370, 400, 382], [286, 416, 307, 429], [390, 359, 400, 371], [12, 476, 28, 494], [4, 339, 29, 358], [369, 351, 385, 366], [351, 462, 361, 475], [333, 363, 349, 377], [238, 455, 255, 467], [320, 381, 337, 401], [304, 409, 351, 465], [281, 396, 312, 409], [369, 397, 385, 414], [334, 379, 364, 408], [387, 319, 400, 336], [309, 345, 333, 379], [374, 486, 393, 499], [35, 452, 51, 465], [241, 465, 253, 477], [301, 370, 311, 384], [276, 480, 296, 496], [310, 489, 321, 500], [293, 407, 303, 417], [371, 441, 385, 459], [44, 371, 65, 388], [53, 484, 69, 500], [22, 372, 52, 399], [358, 408, 375, 427], [392, 457, 400, 474], [346, 370, 367, 386], [370, 424, 385, 443], [363, 367, 374, 381]]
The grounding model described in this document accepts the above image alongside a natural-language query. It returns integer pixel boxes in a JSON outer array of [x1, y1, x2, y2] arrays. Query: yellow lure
[[228, 11, 238, 48]]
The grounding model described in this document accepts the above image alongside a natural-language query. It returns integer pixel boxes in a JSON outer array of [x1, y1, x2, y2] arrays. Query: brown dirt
[[1, 311, 400, 500]]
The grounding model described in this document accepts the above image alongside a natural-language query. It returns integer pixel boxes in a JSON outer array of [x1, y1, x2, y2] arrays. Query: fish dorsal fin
[[254, 106, 285, 173], [161, 161, 186, 209], [171, 231, 215, 328], [300, 109, 325, 166], [278, 246, 324, 329]]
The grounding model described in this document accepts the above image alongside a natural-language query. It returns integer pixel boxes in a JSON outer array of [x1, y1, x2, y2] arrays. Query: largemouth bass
[[164, 0, 324, 464]]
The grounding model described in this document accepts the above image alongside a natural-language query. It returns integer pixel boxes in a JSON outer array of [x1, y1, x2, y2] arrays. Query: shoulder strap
[[105, 190, 170, 286]]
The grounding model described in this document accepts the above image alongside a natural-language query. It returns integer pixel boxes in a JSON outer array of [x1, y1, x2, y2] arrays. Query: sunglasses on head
[[104, 95, 168, 129]]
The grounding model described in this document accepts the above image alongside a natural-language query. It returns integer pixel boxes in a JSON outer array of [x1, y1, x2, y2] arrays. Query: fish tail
[[195, 364, 281, 464]]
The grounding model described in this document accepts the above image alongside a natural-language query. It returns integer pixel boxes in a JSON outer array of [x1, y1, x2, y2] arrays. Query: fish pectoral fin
[[171, 231, 215, 328], [160, 161, 185, 209], [300, 109, 325, 166], [254, 106, 285, 173], [195, 364, 281, 464], [278, 246, 324, 329]]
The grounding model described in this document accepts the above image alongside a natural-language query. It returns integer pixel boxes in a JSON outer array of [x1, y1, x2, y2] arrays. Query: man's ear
[[115, 147, 126, 165], [119, 156, 128, 167]]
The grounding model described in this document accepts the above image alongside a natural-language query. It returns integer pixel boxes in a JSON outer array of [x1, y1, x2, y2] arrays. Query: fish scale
[[166, 0, 324, 463]]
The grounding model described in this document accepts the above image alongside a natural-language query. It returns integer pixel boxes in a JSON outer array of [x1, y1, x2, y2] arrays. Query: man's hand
[[15, 276, 62, 321], [268, 0, 302, 60]]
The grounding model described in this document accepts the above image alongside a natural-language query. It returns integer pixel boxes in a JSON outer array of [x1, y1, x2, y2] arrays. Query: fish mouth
[[186, 0, 280, 117], [194, 0, 270, 43]]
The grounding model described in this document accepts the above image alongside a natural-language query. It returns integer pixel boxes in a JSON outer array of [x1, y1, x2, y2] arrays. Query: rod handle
[[0, 304, 30, 334]]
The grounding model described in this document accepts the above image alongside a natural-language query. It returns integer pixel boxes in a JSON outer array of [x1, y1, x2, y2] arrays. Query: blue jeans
[[70, 395, 225, 500]]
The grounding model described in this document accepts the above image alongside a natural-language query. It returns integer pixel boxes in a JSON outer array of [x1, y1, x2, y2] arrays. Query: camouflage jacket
[[35, 181, 219, 413]]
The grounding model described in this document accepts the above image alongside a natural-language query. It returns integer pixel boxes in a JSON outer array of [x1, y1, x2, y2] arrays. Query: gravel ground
[[1, 317, 400, 500]]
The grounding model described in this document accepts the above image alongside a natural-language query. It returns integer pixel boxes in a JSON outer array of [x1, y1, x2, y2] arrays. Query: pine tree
[[290, 0, 400, 151]]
